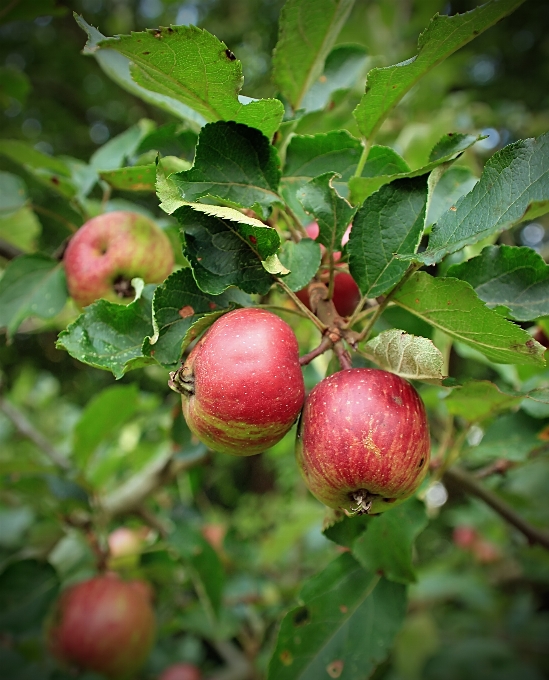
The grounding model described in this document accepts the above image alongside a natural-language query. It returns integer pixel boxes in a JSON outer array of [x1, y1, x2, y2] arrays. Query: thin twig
[[0, 397, 71, 471], [353, 138, 372, 179], [276, 279, 326, 332], [299, 335, 334, 366], [444, 466, 549, 551]]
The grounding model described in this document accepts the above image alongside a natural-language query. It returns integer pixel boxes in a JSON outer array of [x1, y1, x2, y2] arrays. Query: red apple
[[64, 211, 174, 307], [172, 308, 305, 456], [47, 573, 155, 679], [159, 663, 202, 680], [453, 525, 478, 549], [296, 368, 430, 514]]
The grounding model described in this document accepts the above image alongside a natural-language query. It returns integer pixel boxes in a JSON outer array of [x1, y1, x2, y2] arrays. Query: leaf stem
[[444, 465, 549, 551], [353, 138, 372, 179], [276, 278, 326, 332], [356, 262, 421, 343]]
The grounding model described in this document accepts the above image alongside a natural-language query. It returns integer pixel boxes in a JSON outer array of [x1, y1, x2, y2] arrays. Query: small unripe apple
[[296, 368, 430, 514], [64, 211, 174, 307], [171, 308, 305, 456], [159, 662, 202, 680], [297, 222, 360, 317], [47, 573, 155, 679]]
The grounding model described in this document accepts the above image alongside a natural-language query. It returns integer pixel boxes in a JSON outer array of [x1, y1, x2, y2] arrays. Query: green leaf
[[143, 268, 251, 368], [177, 205, 280, 295], [444, 380, 523, 421], [99, 164, 157, 192], [426, 166, 478, 227], [0, 171, 28, 215], [169, 122, 281, 219], [0, 140, 76, 198], [353, 498, 428, 584], [272, 0, 356, 111], [353, 0, 525, 139], [278, 238, 322, 291], [348, 176, 428, 297], [392, 272, 545, 366], [0, 255, 68, 340], [300, 44, 368, 113], [56, 285, 157, 379], [169, 524, 225, 617], [90, 21, 283, 138], [267, 553, 407, 680], [322, 512, 370, 549], [298, 172, 356, 252], [281, 130, 362, 217], [418, 132, 549, 265], [349, 134, 479, 206], [466, 411, 546, 463], [73, 384, 140, 469], [0, 560, 59, 634], [447, 245, 549, 322], [362, 329, 445, 382], [90, 119, 156, 171]]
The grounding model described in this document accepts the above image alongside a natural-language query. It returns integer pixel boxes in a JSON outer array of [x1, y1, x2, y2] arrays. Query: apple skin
[[179, 308, 305, 456], [64, 211, 174, 307], [159, 663, 202, 680], [47, 573, 155, 679], [296, 368, 430, 514]]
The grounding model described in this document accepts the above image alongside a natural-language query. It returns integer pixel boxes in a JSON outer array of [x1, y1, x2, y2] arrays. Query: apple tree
[[1, 0, 549, 679]]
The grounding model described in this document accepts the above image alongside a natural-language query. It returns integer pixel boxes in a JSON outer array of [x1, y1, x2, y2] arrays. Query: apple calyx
[[348, 489, 377, 515], [168, 366, 195, 396], [113, 275, 135, 299]]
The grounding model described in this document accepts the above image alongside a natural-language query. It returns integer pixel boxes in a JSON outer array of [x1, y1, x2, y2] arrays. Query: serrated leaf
[[267, 553, 407, 680], [278, 238, 322, 291], [0, 140, 76, 198], [444, 380, 523, 421], [300, 44, 368, 114], [353, 498, 428, 584], [348, 176, 428, 298], [349, 134, 480, 205], [0, 255, 67, 340], [272, 0, 356, 111], [0, 171, 28, 215], [143, 268, 250, 368], [169, 524, 224, 617], [353, 0, 525, 140], [56, 285, 157, 379], [426, 166, 478, 226], [392, 271, 545, 366], [169, 121, 281, 219], [447, 245, 549, 322], [418, 132, 549, 264], [177, 205, 279, 295], [363, 329, 444, 382], [298, 171, 356, 252], [88, 20, 283, 138], [73, 384, 140, 470]]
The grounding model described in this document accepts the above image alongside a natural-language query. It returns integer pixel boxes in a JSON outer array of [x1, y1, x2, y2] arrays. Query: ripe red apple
[[47, 573, 155, 679], [453, 525, 477, 549], [297, 222, 360, 317], [159, 663, 202, 680], [64, 210, 174, 307], [296, 368, 430, 514], [172, 308, 305, 456]]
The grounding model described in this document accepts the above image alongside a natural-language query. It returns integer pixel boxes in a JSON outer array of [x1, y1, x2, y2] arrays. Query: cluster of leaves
[[1, 1, 549, 679]]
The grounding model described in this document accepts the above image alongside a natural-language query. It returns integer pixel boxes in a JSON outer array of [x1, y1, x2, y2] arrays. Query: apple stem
[[349, 489, 375, 515], [168, 368, 195, 396]]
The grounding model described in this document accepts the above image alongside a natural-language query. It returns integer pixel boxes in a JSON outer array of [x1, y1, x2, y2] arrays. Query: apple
[[64, 210, 174, 307], [159, 663, 202, 680], [107, 526, 149, 569], [172, 308, 305, 456], [453, 525, 477, 549], [297, 222, 360, 317], [47, 573, 155, 679], [296, 368, 430, 514]]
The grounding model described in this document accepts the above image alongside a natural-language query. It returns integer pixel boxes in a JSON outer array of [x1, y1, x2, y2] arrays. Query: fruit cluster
[[54, 213, 430, 679]]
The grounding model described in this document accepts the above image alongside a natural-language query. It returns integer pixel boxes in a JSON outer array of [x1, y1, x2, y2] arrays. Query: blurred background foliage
[[1, 1, 549, 679]]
